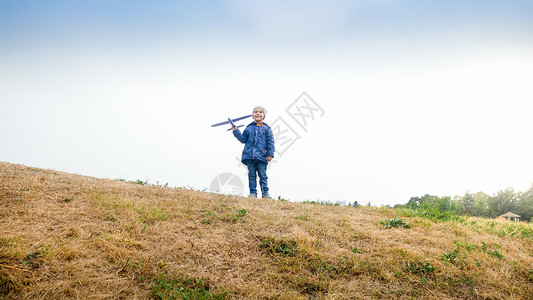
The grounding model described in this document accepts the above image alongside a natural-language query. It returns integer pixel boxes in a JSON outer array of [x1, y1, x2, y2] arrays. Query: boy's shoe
[[262, 194, 272, 199], [248, 193, 257, 198]]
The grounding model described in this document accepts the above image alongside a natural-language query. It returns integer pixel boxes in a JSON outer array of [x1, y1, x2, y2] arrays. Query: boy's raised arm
[[232, 127, 247, 144]]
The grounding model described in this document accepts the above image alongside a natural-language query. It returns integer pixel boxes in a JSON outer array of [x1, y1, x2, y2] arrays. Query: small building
[[499, 212, 521, 222]]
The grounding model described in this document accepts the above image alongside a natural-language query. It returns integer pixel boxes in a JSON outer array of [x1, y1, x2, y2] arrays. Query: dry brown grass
[[1, 161, 532, 299]]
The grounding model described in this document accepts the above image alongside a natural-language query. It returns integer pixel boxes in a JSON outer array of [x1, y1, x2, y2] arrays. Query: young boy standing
[[232, 106, 275, 198]]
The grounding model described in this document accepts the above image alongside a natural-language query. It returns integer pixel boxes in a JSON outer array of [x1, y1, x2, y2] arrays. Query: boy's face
[[253, 108, 264, 122]]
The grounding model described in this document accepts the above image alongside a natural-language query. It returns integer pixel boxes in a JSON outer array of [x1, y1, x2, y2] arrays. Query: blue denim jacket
[[233, 122, 275, 164]]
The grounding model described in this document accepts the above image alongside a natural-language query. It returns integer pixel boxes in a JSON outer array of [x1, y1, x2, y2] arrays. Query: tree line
[[393, 184, 533, 222]]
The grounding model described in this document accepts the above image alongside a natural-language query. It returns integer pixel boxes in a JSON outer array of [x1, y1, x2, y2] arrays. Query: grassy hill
[[1, 162, 532, 299]]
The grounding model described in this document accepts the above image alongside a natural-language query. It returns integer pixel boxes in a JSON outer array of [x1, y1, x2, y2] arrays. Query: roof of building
[[499, 212, 521, 218]]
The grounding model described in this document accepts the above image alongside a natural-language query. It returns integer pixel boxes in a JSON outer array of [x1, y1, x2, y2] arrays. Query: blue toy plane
[[211, 115, 252, 131]]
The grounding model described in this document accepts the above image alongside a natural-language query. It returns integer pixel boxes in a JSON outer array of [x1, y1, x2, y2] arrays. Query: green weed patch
[[151, 274, 228, 300], [200, 208, 247, 224], [259, 238, 298, 257], [379, 217, 411, 229], [404, 261, 436, 274], [442, 249, 459, 264], [394, 208, 466, 222], [349, 245, 363, 253], [220, 209, 247, 223]]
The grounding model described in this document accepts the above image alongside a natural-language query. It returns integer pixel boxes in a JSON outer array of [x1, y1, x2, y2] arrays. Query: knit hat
[[253, 105, 267, 119]]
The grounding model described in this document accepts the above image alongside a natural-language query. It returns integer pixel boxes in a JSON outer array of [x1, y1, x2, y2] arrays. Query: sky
[[1, 0, 533, 206]]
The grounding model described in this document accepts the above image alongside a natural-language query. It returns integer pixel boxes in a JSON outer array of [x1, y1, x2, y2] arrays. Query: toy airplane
[[211, 115, 252, 131]]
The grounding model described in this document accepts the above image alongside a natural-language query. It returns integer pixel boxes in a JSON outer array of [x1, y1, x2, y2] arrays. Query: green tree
[[406, 194, 438, 210], [457, 191, 489, 217], [460, 192, 476, 215], [473, 191, 489, 217], [433, 196, 460, 214], [516, 184, 533, 222], [487, 188, 517, 218], [404, 194, 460, 215]]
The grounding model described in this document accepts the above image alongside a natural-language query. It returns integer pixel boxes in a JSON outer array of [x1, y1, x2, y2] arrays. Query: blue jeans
[[246, 160, 268, 195]]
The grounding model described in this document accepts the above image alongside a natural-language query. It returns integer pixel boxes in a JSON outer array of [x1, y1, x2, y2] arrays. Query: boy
[[232, 106, 275, 198]]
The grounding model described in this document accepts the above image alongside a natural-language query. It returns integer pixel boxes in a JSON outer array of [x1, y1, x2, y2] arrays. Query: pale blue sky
[[1, 1, 533, 205], [2, 1, 532, 49]]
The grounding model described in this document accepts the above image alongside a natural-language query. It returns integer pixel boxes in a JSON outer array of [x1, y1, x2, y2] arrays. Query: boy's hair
[[253, 105, 267, 119]]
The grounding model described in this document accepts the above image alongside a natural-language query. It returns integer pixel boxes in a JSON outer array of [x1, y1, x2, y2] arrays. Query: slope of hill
[[1, 162, 532, 299]]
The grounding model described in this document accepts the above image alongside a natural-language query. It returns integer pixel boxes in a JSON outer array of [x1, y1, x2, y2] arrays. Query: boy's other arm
[[266, 127, 275, 159]]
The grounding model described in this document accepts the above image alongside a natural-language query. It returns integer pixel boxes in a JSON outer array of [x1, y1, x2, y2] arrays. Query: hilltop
[[1, 162, 532, 299]]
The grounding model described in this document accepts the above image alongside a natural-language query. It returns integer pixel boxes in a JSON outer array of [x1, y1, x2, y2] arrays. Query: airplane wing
[[211, 115, 252, 127], [211, 120, 231, 127], [231, 114, 252, 122]]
